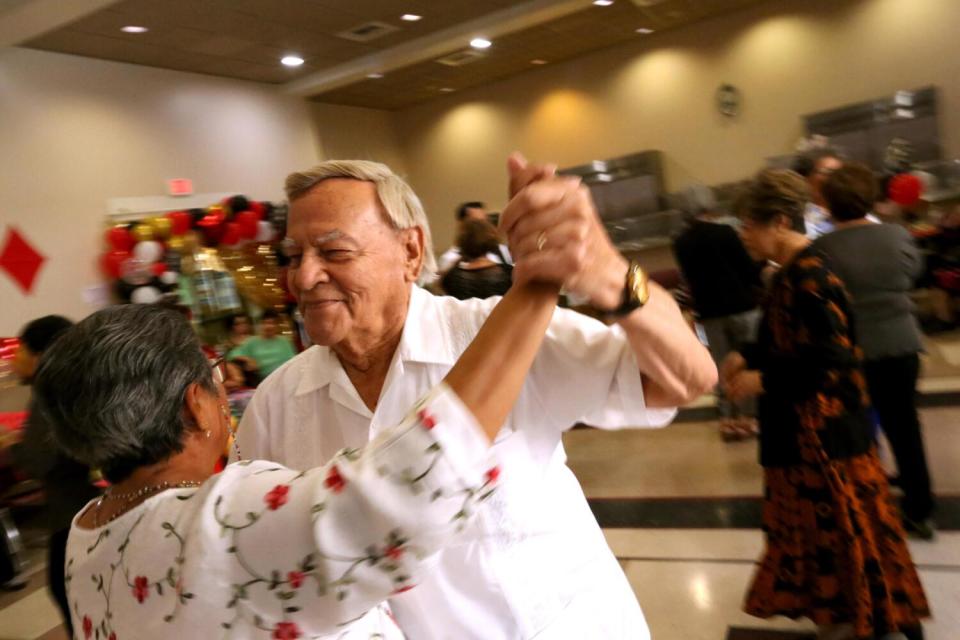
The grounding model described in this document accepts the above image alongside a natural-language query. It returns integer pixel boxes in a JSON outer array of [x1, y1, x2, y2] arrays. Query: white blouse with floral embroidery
[[65, 385, 499, 640]]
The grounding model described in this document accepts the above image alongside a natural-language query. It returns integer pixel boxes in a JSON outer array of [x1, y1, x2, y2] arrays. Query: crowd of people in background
[[0, 145, 948, 640]]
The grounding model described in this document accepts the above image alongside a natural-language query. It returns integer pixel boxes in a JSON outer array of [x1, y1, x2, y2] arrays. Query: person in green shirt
[[227, 310, 297, 380]]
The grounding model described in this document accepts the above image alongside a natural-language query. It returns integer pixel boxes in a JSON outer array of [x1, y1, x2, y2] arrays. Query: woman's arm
[[444, 282, 558, 438]]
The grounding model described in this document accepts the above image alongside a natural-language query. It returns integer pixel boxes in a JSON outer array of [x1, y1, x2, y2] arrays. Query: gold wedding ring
[[536, 231, 547, 252]]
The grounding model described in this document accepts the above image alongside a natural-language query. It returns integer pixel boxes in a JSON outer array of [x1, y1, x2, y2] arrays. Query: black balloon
[[189, 208, 206, 226], [114, 279, 136, 302], [228, 195, 250, 216]]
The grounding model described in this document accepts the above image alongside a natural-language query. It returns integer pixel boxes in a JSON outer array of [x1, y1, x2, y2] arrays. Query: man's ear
[[399, 226, 425, 283]]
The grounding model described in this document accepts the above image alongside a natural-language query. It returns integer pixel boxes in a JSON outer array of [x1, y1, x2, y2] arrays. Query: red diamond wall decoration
[[0, 227, 46, 294]]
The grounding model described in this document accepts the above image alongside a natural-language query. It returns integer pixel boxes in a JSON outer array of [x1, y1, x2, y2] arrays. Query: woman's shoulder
[[789, 248, 846, 296]]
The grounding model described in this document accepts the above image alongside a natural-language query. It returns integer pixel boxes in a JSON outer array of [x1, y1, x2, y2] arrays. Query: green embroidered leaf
[[163, 614, 174, 623], [226, 546, 237, 553], [277, 590, 296, 600], [156, 582, 164, 596], [426, 442, 441, 453], [222, 622, 232, 629], [285, 606, 301, 614], [336, 590, 347, 601], [430, 489, 443, 502]]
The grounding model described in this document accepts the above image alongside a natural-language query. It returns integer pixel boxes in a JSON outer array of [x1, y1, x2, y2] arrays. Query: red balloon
[[235, 210, 258, 239], [888, 173, 923, 206], [222, 222, 241, 247], [168, 211, 192, 236], [150, 262, 166, 277], [250, 201, 265, 221], [101, 249, 131, 279], [106, 226, 135, 252], [198, 213, 225, 245]]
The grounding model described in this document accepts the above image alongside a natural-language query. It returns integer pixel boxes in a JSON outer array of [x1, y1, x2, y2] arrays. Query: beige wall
[[310, 103, 408, 176], [0, 47, 321, 334], [385, 0, 960, 252]]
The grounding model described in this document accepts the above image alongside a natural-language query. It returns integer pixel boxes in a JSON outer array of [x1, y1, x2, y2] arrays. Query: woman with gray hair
[[33, 280, 558, 639]]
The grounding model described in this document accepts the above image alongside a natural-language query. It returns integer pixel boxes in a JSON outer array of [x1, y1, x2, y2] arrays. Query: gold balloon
[[131, 222, 155, 243], [220, 242, 285, 310], [207, 204, 225, 216], [151, 215, 172, 239], [182, 230, 201, 252], [167, 235, 186, 252]]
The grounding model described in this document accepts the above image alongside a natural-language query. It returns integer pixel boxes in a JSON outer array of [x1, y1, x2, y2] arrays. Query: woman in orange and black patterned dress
[[722, 169, 929, 640]]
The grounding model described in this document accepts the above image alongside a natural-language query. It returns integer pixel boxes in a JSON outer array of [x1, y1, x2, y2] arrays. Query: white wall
[[0, 47, 321, 334], [388, 0, 960, 251]]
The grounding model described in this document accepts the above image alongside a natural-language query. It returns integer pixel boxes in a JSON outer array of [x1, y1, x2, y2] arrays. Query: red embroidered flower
[[384, 544, 404, 561], [485, 466, 501, 485], [265, 484, 290, 510], [108, 634, 117, 640], [324, 466, 346, 493], [132, 576, 150, 603], [82, 616, 93, 639], [391, 584, 416, 595], [272, 621, 301, 640], [417, 408, 437, 430], [287, 571, 305, 589]]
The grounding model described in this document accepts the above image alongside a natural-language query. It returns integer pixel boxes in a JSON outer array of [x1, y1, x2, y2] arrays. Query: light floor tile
[[0, 588, 61, 640], [567, 406, 960, 498], [623, 558, 958, 640], [604, 528, 960, 569]]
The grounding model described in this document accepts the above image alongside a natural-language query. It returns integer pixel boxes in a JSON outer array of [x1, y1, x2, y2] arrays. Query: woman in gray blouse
[[815, 163, 936, 539]]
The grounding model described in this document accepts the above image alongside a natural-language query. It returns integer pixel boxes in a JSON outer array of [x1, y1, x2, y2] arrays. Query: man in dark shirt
[[11, 315, 100, 635], [673, 185, 763, 440]]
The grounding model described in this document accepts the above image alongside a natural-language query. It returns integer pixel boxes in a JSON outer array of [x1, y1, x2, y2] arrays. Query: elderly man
[[237, 156, 716, 639]]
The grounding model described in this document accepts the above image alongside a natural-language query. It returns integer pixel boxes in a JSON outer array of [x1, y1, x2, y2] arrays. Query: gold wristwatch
[[604, 260, 650, 319]]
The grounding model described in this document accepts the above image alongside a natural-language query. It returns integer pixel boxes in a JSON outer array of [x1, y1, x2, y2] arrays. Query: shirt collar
[[293, 285, 455, 397]]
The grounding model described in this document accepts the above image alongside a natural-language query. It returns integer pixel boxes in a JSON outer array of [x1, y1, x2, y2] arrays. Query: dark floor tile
[[589, 496, 960, 530]]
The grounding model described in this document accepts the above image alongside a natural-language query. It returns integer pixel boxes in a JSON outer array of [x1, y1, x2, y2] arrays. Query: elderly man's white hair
[[285, 160, 437, 282]]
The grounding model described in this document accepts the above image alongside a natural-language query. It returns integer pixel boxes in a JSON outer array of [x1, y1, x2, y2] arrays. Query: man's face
[[463, 206, 488, 222], [810, 156, 843, 205], [260, 318, 278, 339], [285, 179, 422, 348], [11, 344, 37, 382]]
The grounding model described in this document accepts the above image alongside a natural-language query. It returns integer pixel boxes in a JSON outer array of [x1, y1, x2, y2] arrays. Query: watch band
[[604, 260, 649, 319]]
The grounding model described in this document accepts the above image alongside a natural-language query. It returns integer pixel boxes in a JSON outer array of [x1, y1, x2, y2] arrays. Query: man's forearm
[[617, 283, 718, 408]]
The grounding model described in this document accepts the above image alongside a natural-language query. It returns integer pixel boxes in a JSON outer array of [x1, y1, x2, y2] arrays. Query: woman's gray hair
[[32, 305, 215, 483], [285, 160, 437, 282]]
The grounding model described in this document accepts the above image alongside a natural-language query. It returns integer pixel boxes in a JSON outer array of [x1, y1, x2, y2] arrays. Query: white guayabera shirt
[[66, 386, 496, 640], [238, 286, 676, 640]]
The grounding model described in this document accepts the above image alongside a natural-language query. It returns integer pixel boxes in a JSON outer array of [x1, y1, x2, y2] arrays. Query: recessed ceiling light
[[470, 37, 492, 49], [636, 28, 655, 34], [439, 87, 455, 93], [593, 0, 614, 6], [401, 14, 422, 22], [367, 72, 384, 79], [281, 55, 305, 67], [121, 25, 148, 33], [530, 59, 547, 65]]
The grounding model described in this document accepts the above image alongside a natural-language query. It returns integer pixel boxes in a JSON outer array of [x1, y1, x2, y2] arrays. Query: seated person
[[227, 310, 296, 380], [33, 279, 558, 638], [437, 201, 512, 275], [441, 218, 513, 300]]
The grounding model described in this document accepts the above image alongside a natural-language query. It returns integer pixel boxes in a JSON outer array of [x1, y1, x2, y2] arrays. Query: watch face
[[716, 83, 741, 117]]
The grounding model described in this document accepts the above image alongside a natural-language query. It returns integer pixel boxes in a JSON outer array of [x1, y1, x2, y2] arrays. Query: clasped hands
[[499, 153, 628, 312]]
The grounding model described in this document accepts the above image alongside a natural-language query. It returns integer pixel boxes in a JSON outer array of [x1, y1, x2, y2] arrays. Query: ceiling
[[17, 0, 770, 110]]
